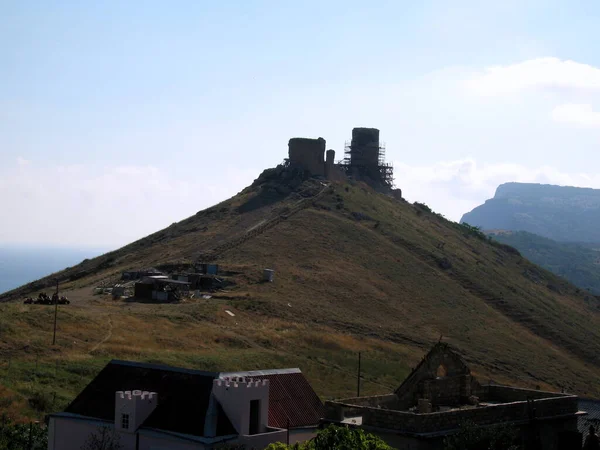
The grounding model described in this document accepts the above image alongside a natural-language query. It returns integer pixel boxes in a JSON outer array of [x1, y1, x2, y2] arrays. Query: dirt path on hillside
[[90, 315, 113, 353]]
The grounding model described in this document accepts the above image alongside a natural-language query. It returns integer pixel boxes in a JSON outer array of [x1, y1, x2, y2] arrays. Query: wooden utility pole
[[357, 352, 362, 397], [52, 279, 59, 345]]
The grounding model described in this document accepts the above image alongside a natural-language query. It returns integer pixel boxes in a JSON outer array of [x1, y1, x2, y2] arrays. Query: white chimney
[[115, 390, 158, 433]]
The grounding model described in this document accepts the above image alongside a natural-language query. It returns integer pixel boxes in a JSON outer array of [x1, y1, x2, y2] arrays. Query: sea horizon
[[0, 244, 109, 295]]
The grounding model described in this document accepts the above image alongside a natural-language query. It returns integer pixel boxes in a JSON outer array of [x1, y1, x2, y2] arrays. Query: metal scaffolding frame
[[338, 140, 394, 189]]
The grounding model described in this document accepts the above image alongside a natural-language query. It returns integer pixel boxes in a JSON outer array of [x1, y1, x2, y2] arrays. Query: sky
[[2, 0, 600, 250]]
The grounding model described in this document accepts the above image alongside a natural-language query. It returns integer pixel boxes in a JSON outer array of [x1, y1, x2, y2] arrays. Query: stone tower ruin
[[285, 127, 394, 189], [341, 127, 394, 189], [288, 137, 335, 178]]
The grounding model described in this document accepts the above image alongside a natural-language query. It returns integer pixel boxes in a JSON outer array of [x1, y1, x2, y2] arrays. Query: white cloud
[[0, 162, 259, 248], [465, 58, 600, 96], [551, 103, 600, 128], [2, 157, 600, 249], [394, 158, 600, 222]]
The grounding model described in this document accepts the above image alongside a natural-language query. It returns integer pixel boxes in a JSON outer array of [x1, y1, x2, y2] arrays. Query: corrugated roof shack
[[171, 273, 229, 291], [134, 276, 190, 302], [121, 268, 163, 281], [198, 264, 219, 275]]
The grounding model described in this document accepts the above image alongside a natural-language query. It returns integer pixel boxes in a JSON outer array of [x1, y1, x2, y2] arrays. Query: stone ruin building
[[287, 137, 332, 178], [324, 343, 585, 450], [286, 127, 396, 193]]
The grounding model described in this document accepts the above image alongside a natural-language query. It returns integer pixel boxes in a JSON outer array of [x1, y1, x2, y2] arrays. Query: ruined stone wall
[[489, 385, 566, 402], [350, 128, 380, 168], [422, 375, 477, 406], [358, 395, 579, 434], [395, 343, 474, 409], [288, 138, 326, 176], [335, 394, 400, 409], [324, 149, 335, 179]]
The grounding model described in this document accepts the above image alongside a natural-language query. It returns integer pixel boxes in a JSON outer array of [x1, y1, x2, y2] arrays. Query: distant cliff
[[461, 183, 600, 243]]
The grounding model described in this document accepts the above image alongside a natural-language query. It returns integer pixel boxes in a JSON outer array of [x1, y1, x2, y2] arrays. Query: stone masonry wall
[[288, 138, 326, 176], [337, 394, 400, 409], [489, 385, 566, 402], [395, 343, 475, 409], [422, 375, 470, 406], [329, 395, 578, 434]]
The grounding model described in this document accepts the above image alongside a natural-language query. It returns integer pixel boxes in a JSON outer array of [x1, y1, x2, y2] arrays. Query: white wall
[[115, 390, 158, 433], [48, 417, 136, 450], [212, 378, 269, 436], [138, 433, 208, 450], [238, 429, 288, 450]]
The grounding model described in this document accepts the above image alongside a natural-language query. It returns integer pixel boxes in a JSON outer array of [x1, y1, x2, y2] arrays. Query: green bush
[[0, 416, 47, 450], [264, 425, 392, 450]]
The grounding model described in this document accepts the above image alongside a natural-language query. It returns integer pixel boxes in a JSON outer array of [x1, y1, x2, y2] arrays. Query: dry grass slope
[[1, 177, 599, 421]]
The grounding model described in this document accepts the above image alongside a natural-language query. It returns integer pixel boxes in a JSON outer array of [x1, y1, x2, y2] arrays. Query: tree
[[264, 425, 392, 450], [81, 426, 123, 450], [0, 417, 47, 450], [444, 421, 521, 450]]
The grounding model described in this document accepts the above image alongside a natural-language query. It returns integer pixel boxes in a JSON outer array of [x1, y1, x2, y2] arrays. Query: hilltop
[[461, 182, 600, 243], [1, 169, 600, 421]]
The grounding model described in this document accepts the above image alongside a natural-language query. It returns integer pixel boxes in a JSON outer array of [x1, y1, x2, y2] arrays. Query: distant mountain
[[0, 246, 106, 294], [489, 231, 600, 295], [461, 183, 600, 243]]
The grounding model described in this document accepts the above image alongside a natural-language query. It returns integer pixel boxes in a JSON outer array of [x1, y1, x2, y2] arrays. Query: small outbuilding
[[134, 277, 190, 302]]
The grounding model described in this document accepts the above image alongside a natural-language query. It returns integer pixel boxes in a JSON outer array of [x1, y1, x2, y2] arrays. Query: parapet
[[116, 390, 157, 401], [214, 377, 269, 389]]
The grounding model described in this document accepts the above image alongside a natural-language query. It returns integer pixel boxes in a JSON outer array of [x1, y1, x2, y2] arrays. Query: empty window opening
[[436, 364, 448, 378], [249, 400, 260, 435], [121, 413, 130, 430]]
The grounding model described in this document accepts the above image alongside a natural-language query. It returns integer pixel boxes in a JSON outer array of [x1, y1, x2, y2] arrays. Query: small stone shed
[[324, 343, 586, 450]]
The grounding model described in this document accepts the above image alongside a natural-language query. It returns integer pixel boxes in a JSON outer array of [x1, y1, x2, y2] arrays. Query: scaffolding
[[339, 139, 394, 189]]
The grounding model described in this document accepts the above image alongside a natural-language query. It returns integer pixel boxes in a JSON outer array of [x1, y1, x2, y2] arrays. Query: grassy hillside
[[1, 173, 600, 421], [489, 230, 600, 295]]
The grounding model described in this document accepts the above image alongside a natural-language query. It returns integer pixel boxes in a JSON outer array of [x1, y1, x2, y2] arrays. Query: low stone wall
[[324, 402, 365, 422], [336, 394, 399, 409], [327, 395, 579, 435], [489, 385, 566, 402]]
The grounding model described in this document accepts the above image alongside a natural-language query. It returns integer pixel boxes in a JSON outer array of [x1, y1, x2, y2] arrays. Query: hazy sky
[[2, 1, 600, 249]]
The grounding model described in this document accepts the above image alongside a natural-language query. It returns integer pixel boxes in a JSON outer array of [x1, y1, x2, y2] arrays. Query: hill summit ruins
[[286, 127, 399, 195]]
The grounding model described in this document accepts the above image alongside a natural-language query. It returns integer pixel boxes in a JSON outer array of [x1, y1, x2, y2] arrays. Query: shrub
[[414, 202, 432, 213], [444, 421, 521, 450], [0, 416, 47, 450], [265, 425, 392, 450], [28, 392, 51, 413]]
